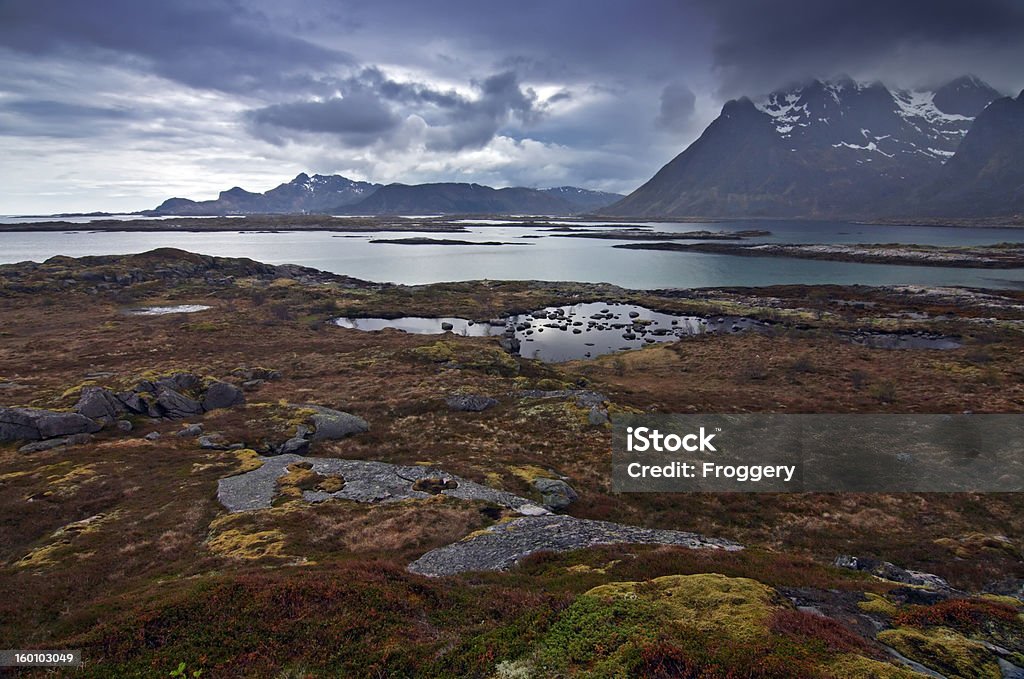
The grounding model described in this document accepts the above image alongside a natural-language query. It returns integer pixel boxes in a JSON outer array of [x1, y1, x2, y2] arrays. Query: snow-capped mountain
[[148, 173, 381, 215], [148, 174, 622, 216], [603, 76, 1004, 219], [913, 88, 1024, 218], [335, 183, 622, 216], [540, 187, 624, 212]]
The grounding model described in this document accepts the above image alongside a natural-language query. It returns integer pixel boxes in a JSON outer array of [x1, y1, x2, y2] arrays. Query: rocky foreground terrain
[[1, 249, 1024, 677]]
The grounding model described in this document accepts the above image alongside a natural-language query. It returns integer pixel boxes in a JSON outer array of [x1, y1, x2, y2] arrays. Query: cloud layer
[[0, 0, 1022, 212]]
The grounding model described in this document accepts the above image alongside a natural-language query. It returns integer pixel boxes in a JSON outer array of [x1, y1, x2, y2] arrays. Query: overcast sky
[[1, 0, 1023, 213]]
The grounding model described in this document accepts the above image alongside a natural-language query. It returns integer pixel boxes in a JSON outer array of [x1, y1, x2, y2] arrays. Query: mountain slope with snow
[[603, 76, 1004, 219], [147, 173, 381, 216]]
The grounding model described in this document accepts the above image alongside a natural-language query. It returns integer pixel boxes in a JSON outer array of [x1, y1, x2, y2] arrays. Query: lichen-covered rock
[[0, 407, 101, 442], [446, 394, 499, 412], [217, 454, 546, 515], [306, 405, 369, 441], [408, 515, 741, 576], [202, 381, 245, 411], [834, 555, 949, 589], [532, 477, 579, 510]]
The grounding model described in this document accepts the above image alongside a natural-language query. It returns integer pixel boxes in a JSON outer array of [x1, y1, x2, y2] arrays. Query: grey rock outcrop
[[198, 433, 231, 450], [279, 437, 311, 456], [834, 555, 950, 589], [155, 387, 204, 419], [18, 433, 94, 454], [74, 386, 127, 420], [1, 407, 101, 442], [532, 478, 579, 510], [446, 394, 499, 412], [71, 374, 247, 424], [216, 454, 547, 515], [408, 515, 742, 577], [306, 405, 369, 441], [175, 423, 203, 438], [202, 381, 245, 411]]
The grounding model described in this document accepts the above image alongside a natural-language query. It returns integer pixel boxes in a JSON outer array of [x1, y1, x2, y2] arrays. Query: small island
[[369, 237, 530, 246], [614, 241, 1024, 268]]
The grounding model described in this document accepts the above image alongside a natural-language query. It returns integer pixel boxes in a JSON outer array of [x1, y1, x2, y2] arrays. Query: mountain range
[[146, 174, 622, 216], [603, 76, 1023, 220]]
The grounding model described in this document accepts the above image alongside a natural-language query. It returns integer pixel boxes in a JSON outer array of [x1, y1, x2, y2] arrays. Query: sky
[[1, 0, 1023, 214]]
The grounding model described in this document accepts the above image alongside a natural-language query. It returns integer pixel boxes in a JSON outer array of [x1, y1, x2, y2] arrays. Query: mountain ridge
[[602, 75, 1017, 220], [146, 174, 622, 217]]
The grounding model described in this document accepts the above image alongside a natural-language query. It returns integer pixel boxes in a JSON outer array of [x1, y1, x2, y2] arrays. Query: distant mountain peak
[[147, 173, 382, 216], [602, 75, 1009, 220]]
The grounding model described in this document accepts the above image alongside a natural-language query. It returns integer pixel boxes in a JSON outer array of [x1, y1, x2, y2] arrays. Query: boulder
[[306, 406, 369, 441], [446, 394, 499, 412], [0, 407, 40, 441], [1, 407, 101, 442], [18, 434, 93, 454], [176, 423, 203, 438], [144, 431, 161, 441], [116, 420, 133, 432], [202, 381, 245, 411], [198, 433, 230, 450], [833, 555, 949, 589], [532, 478, 579, 510], [157, 372, 203, 394], [74, 386, 127, 420], [280, 437, 311, 456], [155, 387, 203, 419], [116, 391, 149, 415], [587, 406, 609, 426]]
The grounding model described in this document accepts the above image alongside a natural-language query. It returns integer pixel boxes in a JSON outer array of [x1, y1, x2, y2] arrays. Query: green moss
[[206, 529, 287, 560], [859, 592, 900, 618], [412, 341, 456, 362], [589, 573, 778, 643], [877, 627, 1001, 679], [411, 339, 519, 376], [825, 654, 929, 679]]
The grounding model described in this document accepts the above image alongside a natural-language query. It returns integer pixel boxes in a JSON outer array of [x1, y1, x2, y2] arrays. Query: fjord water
[[1, 219, 1022, 289]]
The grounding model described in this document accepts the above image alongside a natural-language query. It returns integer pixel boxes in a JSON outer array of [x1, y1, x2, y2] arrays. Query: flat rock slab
[[408, 515, 742, 577], [217, 454, 548, 515]]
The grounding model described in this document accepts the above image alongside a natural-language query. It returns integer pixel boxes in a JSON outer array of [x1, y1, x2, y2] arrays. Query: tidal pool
[[126, 304, 212, 315], [335, 302, 766, 362], [334, 301, 960, 362]]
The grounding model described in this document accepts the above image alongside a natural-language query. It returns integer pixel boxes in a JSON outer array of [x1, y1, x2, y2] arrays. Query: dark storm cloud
[[0, 0, 354, 93], [247, 69, 543, 152], [656, 83, 697, 131], [248, 93, 399, 146], [700, 0, 1024, 94], [0, 99, 136, 138]]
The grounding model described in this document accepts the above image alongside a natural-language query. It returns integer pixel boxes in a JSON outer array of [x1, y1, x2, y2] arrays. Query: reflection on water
[[336, 303, 766, 361], [126, 305, 212, 315], [335, 302, 961, 362], [1, 220, 1023, 289]]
